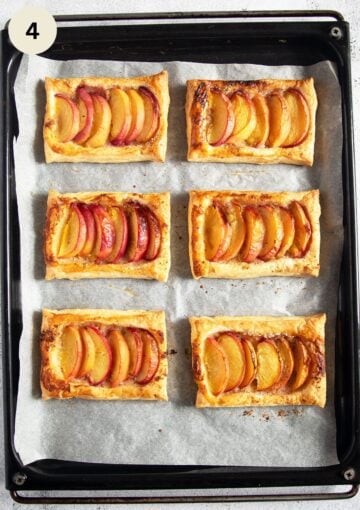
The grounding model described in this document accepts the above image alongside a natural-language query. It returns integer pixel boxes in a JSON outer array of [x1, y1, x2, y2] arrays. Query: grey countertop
[[1, 0, 359, 508]]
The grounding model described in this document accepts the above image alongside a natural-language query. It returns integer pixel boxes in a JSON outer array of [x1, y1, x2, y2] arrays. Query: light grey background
[[1, 0, 360, 509]]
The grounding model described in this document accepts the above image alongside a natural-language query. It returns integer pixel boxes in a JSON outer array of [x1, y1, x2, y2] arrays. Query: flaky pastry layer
[[186, 78, 317, 165], [41, 308, 168, 400], [190, 314, 326, 408], [44, 71, 169, 163], [44, 190, 171, 281], [189, 189, 320, 279]]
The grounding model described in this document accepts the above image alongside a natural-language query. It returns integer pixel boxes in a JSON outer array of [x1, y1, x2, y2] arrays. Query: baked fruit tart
[[44, 71, 169, 163], [44, 190, 170, 281], [190, 314, 326, 408], [40, 309, 168, 400], [189, 189, 320, 279], [186, 78, 317, 165]]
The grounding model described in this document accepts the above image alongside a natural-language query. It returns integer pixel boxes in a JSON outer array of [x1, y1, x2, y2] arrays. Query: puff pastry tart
[[189, 189, 320, 279], [190, 314, 326, 408], [44, 190, 170, 281], [40, 308, 168, 400], [186, 78, 317, 165], [43, 71, 169, 163]]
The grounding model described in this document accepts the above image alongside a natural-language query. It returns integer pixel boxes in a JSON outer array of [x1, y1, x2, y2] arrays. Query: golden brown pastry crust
[[44, 190, 171, 281], [44, 71, 170, 163], [186, 78, 317, 166], [189, 189, 320, 279], [40, 308, 168, 401], [190, 314, 326, 408]]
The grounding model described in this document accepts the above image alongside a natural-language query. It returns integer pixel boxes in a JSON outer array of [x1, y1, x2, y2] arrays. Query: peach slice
[[109, 88, 132, 145], [85, 94, 112, 148], [73, 88, 95, 144], [266, 92, 291, 147], [108, 330, 130, 386], [239, 337, 257, 388], [256, 340, 282, 391], [288, 201, 312, 258], [240, 206, 266, 263], [80, 85, 106, 97], [92, 205, 116, 261], [58, 204, 87, 258], [54, 94, 80, 143], [258, 205, 284, 261], [204, 337, 229, 396], [78, 327, 96, 377], [207, 89, 235, 146], [144, 207, 162, 261], [204, 203, 232, 261], [282, 89, 310, 148], [136, 330, 160, 385], [217, 332, 246, 391], [275, 337, 295, 389], [246, 94, 270, 147], [136, 87, 160, 143], [78, 204, 96, 257], [220, 203, 246, 261], [290, 339, 311, 391], [276, 207, 295, 258], [124, 89, 145, 144], [291, 340, 310, 391], [86, 326, 113, 385], [227, 91, 256, 143], [126, 204, 149, 262], [123, 328, 143, 377], [60, 326, 83, 381], [107, 207, 129, 263]]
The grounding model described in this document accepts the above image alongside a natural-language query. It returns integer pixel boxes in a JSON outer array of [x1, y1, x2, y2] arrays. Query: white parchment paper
[[13, 55, 342, 467]]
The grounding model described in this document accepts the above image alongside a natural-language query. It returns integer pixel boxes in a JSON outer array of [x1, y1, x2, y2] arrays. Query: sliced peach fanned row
[[59, 325, 161, 387], [206, 86, 310, 148], [202, 332, 314, 396], [56, 201, 161, 263], [204, 199, 311, 262], [54, 85, 160, 147]]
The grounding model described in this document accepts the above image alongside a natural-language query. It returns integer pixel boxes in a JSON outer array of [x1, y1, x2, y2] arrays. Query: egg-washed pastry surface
[[44, 71, 169, 163], [189, 189, 320, 279], [44, 190, 170, 281], [186, 78, 317, 165], [40, 309, 168, 400], [190, 314, 326, 408]]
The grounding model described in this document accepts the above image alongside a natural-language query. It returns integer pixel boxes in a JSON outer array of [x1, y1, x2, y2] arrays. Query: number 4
[[26, 22, 39, 40]]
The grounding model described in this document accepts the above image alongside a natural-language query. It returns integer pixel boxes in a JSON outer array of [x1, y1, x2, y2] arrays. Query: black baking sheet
[[1, 11, 359, 495]]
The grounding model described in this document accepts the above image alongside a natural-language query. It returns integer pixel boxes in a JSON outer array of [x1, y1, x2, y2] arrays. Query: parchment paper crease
[[13, 56, 342, 467]]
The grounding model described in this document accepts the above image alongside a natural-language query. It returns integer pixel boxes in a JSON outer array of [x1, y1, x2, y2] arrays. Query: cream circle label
[[8, 6, 57, 55]]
